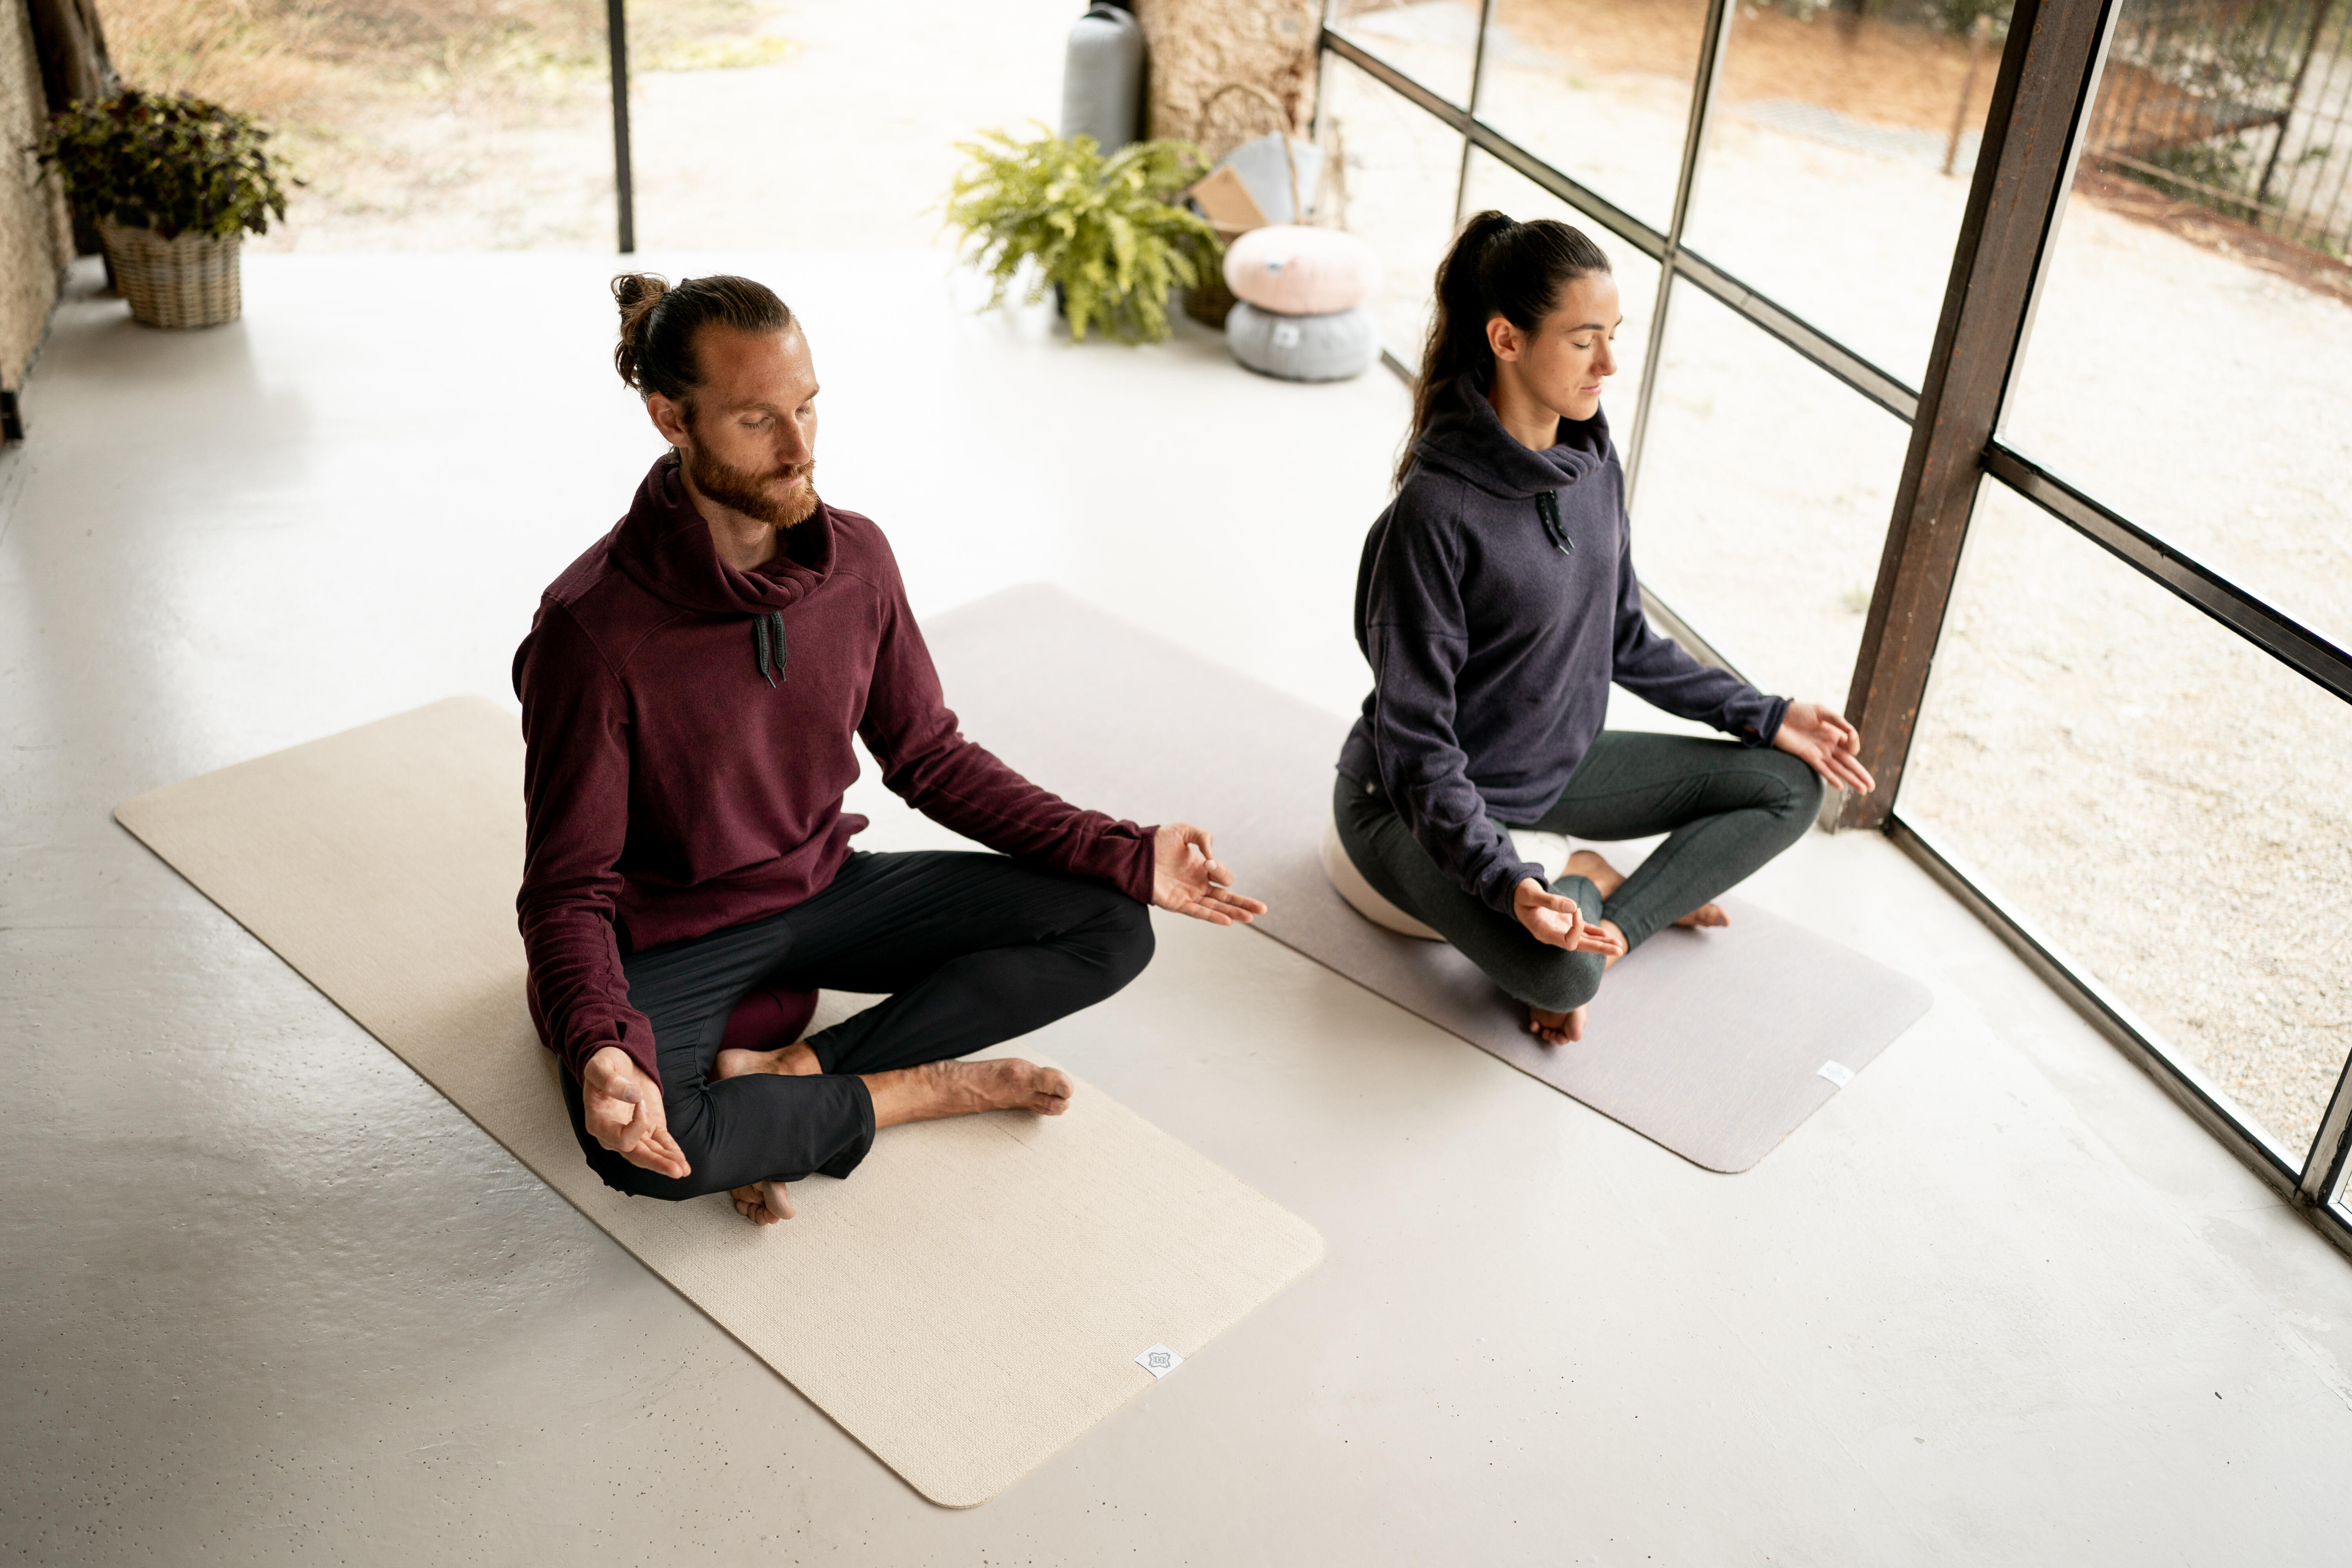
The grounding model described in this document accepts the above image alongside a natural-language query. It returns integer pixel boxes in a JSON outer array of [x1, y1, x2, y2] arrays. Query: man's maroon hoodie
[[513, 455, 1158, 1083]]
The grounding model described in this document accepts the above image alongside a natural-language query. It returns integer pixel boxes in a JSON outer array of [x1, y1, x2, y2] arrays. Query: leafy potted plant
[[33, 90, 291, 330], [944, 126, 1222, 345]]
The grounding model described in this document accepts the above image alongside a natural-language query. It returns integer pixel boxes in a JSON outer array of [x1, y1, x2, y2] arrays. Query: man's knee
[[1090, 892, 1156, 995]]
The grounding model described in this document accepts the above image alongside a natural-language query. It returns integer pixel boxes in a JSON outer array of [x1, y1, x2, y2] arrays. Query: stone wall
[[0, 0, 71, 397], [1132, 0, 1320, 160]]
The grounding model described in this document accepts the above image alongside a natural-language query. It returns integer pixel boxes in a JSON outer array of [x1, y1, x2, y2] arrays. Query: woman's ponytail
[[1396, 210, 1614, 488]]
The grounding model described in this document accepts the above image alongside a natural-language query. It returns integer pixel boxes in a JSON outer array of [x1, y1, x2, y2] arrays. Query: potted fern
[[945, 126, 1221, 344], [34, 90, 291, 330]]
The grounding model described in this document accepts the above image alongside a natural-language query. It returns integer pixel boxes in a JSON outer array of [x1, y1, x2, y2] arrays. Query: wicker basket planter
[[1181, 222, 1248, 328], [98, 220, 243, 330]]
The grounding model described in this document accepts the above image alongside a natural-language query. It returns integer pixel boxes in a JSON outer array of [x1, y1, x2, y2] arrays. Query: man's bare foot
[[866, 1057, 1074, 1129], [713, 1040, 821, 1082], [1528, 1003, 1585, 1046], [731, 1178, 794, 1225], [1566, 848, 1726, 931]]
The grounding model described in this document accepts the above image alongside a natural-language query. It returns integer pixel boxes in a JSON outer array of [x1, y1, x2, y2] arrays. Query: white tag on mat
[[1817, 1060, 1856, 1088], [1135, 1344, 1182, 1379]]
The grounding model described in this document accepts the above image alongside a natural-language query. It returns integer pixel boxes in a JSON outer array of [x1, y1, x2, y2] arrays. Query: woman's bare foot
[[1528, 1004, 1585, 1046], [731, 1179, 794, 1225], [866, 1057, 1074, 1128], [1566, 848, 1726, 931], [713, 1040, 821, 1082]]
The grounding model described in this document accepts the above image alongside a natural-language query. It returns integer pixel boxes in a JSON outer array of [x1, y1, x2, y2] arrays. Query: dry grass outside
[[92, 0, 795, 247], [2073, 166, 2352, 306], [1494, 0, 2000, 132]]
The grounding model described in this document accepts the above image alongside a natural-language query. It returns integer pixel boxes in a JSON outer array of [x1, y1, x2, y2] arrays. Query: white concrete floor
[[6, 251, 2352, 1564]]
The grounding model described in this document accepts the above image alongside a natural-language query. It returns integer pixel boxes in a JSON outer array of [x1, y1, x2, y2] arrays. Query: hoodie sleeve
[[1363, 490, 1550, 916], [1608, 514, 1788, 745], [854, 559, 1158, 904], [514, 601, 657, 1085]]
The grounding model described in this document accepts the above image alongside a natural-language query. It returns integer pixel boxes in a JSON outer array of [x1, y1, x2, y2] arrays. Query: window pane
[[2001, 4, 2352, 656], [1901, 482, 2352, 1158], [1458, 147, 1663, 397], [1327, 0, 1485, 108], [100, 0, 618, 250], [1475, 0, 1711, 232], [632, 2, 1069, 249], [1679, 4, 2001, 387], [1629, 279, 1910, 712], [1319, 55, 1470, 363]]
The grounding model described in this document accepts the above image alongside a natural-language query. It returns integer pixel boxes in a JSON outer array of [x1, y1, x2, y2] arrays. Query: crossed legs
[[1333, 731, 1823, 1038], [561, 850, 1155, 1221]]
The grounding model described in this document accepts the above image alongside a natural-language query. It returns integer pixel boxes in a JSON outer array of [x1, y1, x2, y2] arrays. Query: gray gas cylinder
[[1060, 4, 1145, 154]]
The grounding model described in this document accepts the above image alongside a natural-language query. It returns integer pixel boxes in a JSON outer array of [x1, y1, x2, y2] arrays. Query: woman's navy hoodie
[[1336, 378, 1787, 916]]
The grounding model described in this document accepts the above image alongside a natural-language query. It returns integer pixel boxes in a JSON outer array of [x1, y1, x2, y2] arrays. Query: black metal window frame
[[1317, 0, 2352, 1252]]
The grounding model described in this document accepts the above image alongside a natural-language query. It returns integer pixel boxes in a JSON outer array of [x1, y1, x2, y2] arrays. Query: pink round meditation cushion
[[1222, 225, 1381, 316], [721, 983, 818, 1056]]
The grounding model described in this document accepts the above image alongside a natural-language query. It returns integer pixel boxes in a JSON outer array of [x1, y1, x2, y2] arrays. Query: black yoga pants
[[1334, 730, 1823, 1015], [561, 851, 1156, 1201]]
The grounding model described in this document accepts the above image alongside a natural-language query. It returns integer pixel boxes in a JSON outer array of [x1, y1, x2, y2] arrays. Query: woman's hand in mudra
[[1772, 702, 1877, 796], [1514, 878, 1627, 956]]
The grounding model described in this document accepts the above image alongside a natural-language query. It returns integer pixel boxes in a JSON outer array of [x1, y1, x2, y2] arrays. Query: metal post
[[1944, 12, 1992, 177], [1452, 0, 1499, 229], [1837, 0, 2117, 830], [1624, 0, 1738, 500], [607, 0, 636, 254], [2254, 0, 2336, 211]]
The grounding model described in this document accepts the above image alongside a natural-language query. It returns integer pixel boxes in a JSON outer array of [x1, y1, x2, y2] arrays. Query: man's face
[[649, 325, 821, 529]]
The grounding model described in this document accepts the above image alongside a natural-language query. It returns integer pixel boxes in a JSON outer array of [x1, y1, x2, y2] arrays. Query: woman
[[1333, 211, 1875, 1045]]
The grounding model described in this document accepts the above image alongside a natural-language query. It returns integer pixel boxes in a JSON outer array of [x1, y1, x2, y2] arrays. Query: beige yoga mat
[[114, 697, 1323, 1508], [924, 585, 1933, 1174]]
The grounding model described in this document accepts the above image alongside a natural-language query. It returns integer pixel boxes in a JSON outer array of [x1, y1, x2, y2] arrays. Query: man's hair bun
[[609, 272, 794, 414]]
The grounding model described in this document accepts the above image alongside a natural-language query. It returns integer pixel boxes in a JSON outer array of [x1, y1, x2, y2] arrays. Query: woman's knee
[[1515, 948, 1604, 1015], [1763, 746, 1827, 824]]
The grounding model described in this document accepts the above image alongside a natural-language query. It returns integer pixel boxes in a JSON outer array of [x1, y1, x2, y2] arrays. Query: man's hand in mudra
[[1151, 823, 1268, 926], [581, 1045, 691, 1181], [1772, 701, 1877, 796]]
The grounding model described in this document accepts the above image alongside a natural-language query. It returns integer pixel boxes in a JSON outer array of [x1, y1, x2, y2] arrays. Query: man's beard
[[684, 443, 819, 529]]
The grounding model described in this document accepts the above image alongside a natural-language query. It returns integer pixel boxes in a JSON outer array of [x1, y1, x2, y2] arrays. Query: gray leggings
[[1334, 731, 1824, 1014]]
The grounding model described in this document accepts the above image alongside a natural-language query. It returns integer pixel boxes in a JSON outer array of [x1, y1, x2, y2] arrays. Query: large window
[[1314, 0, 2352, 1251]]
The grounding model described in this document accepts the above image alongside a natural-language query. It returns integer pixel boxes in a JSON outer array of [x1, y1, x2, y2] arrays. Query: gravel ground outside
[[97, 0, 1075, 254]]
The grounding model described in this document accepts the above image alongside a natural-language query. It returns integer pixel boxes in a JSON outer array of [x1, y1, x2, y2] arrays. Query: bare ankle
[[1565, 849, 1626, 899], [714, 1040, 821, 1081]]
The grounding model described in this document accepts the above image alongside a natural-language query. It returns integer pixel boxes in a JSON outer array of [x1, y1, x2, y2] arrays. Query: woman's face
[[1490, 272, 1622, 424]]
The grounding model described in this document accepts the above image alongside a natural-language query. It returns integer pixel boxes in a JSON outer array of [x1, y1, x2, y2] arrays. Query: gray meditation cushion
[[1225, 301, 1381, 383]]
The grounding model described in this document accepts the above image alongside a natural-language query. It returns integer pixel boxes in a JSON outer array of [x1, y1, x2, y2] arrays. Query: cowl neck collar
[[609, 452, 833, 617], [1409, 374, 1613, 499]]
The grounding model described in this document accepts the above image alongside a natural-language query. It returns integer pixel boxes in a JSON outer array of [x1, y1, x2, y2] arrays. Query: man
[[515, 273, 1263, 1227]]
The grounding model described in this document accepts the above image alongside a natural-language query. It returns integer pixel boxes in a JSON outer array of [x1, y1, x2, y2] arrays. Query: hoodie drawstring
[[1535, 490, 1574, 556], [752, 611, 788, 688]]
